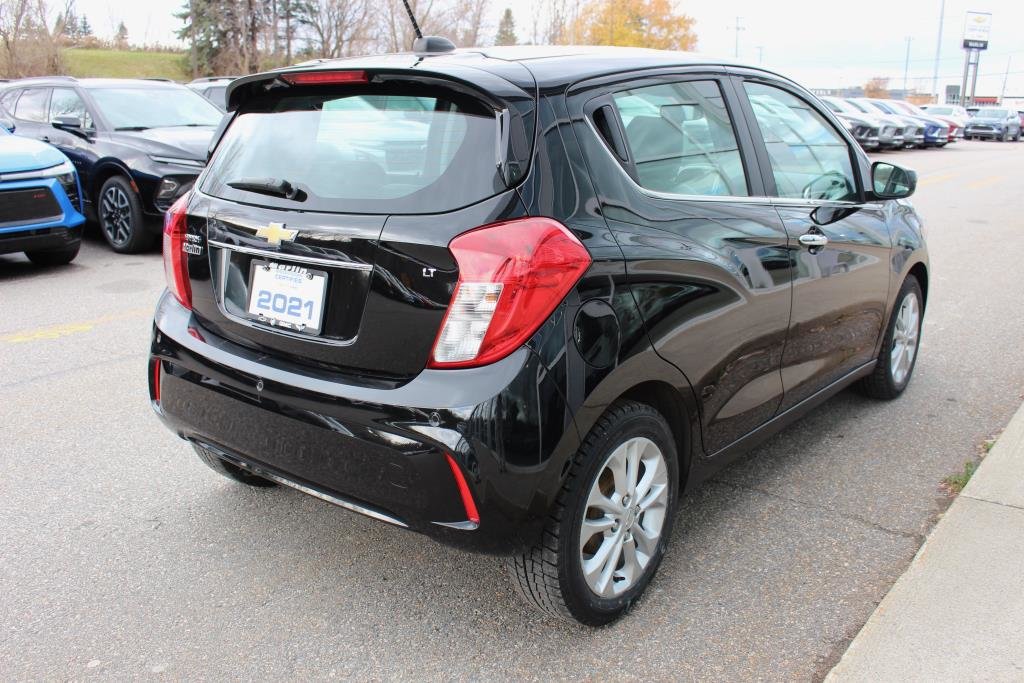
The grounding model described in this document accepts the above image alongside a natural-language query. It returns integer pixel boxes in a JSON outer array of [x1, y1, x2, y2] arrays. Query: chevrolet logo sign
[[255, 222, 298, 245]]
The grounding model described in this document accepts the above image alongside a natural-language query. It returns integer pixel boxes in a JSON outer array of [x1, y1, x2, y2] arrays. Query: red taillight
[[281, 70, 367, 86], [445, 453, 480, 526], [162, 193, 192, 310], [428, 218, 591, 369]]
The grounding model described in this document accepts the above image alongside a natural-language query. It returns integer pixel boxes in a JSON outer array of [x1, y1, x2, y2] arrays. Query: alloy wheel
[[579, 436, 669, 598], [101, 185, 133, 246], [890, 291, 920, 385]]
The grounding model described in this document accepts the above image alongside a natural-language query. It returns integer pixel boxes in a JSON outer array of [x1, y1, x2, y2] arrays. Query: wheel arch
[[569, 351, 701, 492], [89, 160, 135, 202], [908, 261, 929, 309], [619, 380, 694, 487]]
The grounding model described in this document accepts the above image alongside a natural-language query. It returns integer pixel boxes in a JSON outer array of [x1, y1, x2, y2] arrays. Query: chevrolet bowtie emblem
[[255, 222, 298, 245]]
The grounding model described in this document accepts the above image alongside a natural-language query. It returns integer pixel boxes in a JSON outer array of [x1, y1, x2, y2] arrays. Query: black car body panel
[[150, 47, 929, 554]]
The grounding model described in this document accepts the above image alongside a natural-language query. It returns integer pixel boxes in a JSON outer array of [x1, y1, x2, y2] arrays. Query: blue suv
[[0, 109, 85, 265]]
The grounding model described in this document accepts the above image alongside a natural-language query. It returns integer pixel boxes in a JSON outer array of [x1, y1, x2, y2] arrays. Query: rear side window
[[744, 82, 857, 202], [202, 88, 505, 214], [15, 88, 49, 122], [612, 80, 748, 197], [0, 89, 19, 112]]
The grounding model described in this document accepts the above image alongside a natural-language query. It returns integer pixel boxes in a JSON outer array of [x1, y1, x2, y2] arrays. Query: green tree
[[114, 21, 128, 48], [495, 8, 516, 46], [79, 16, 92, 36]]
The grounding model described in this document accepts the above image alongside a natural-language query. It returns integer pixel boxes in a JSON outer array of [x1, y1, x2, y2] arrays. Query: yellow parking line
[[965, 175, 1003, 190], [0, 308, 151, 344], [917, 173, 958, 187]]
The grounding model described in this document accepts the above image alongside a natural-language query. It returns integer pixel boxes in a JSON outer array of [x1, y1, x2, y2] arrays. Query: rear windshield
[[201, 87, 504, 214]]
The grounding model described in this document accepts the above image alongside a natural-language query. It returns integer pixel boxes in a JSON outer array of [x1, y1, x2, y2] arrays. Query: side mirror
[[0, 117, 14, 133], [871, 161, 916, 200], [52, 115, 83, 131]]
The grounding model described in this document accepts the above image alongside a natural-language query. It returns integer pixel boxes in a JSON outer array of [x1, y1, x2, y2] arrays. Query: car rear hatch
[[180, 58, 536, 383]]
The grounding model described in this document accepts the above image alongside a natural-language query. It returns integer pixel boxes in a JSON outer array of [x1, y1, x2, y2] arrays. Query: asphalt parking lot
[[2, 140, 1023, 680]]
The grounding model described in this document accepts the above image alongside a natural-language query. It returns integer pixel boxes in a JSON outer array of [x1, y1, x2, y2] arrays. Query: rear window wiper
[[226, 178, 306, 201]]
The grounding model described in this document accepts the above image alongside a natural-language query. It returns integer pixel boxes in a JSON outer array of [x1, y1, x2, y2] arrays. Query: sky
[[72, 0, 1024, 97]]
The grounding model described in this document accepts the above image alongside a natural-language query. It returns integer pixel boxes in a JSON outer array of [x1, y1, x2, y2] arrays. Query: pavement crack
[[710, 478, 924, 542], [961, 494, 1024, 513]]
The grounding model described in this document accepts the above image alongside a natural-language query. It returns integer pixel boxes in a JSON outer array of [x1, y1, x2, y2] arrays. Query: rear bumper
[[0, 225, 82, 256], [149, 293, 578, 555]]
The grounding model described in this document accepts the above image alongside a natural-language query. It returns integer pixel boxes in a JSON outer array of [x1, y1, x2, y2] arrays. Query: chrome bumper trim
[[196, 440, 409, 528]]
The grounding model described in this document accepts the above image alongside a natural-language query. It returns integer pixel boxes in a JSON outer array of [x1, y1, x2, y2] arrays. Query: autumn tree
[[299, 0, 370, 59], [0, 0, 64, 77], [864, 77, 890, 99], [495, 7, 516, 45], [571, 0, 696, 51], [451, 0, 488, 46]]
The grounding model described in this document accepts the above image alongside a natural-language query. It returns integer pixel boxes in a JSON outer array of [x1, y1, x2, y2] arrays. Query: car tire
[[856, 275, 923, 400], [192, 443, 278, 487], [510, 400, 679, 625], [98, 175, 154, 254], [25, 242, 80, 266]]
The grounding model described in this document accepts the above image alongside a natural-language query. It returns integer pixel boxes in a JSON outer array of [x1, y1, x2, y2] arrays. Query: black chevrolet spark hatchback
[[150, 46, 928, 625]]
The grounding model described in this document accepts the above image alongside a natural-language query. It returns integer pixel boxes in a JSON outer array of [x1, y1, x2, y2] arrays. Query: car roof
[[269, 45, 781, 90], [2, 77, 186, 89]]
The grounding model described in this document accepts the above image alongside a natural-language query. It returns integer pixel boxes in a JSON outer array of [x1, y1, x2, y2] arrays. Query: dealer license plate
[[247, 261, 328, 335]]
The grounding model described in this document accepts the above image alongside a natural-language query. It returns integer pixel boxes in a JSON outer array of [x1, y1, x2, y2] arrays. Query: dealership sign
[[963, 11, 992, 50]]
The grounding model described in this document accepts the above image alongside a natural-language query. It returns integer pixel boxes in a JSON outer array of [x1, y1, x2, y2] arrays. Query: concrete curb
[[826, 400, 1024, 682]]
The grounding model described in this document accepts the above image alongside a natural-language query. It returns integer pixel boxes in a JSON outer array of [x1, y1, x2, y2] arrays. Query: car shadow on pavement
[[166, 385, 923, 678]]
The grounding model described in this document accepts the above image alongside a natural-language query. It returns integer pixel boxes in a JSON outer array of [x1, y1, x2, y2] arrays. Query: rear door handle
[[39, 136, 51, 143], [798, 233, 829, 248]]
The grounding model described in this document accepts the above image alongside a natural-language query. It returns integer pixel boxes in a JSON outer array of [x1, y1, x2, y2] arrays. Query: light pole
[[903, 37, 912, 93], [730, 17, 745, 59], [931, 0, 946, 100]]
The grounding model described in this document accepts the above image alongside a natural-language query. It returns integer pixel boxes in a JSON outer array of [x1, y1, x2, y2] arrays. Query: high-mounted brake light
[[429, 218, 591, 369], [281, 70, 368, 86], [162, 193, 192, 310]]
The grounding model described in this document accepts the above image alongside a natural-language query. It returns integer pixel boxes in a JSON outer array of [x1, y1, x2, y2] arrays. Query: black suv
[[149, 46, 928, 625], [0, 77, 223, 253]]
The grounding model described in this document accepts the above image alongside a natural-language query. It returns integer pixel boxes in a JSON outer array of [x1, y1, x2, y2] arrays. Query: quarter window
[[612, 80, 748, 197], [14, 88, 49, 123], [744, 82, 857, 202], [49, 88, 93, 128]]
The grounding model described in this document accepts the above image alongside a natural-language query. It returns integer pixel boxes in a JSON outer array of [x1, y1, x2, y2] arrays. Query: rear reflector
[[445, 454, 480, 526], [429, 218, 591, 368], [281, 70, 368, 86], [162, 193, 192, 310], [151, 359, 161, 403]]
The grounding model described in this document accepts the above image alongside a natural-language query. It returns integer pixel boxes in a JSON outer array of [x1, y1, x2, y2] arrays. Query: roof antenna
[[400, 0, 423, 41], [402, 0, 457, 53]]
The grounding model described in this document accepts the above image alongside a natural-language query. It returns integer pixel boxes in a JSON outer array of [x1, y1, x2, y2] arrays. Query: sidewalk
[[827, 401, 1024, 682]]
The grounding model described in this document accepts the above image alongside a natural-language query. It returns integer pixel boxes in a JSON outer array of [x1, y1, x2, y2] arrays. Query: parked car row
[[821, 96, 1022, 151], [0, 76, 222, 261]]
